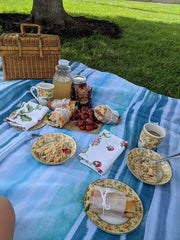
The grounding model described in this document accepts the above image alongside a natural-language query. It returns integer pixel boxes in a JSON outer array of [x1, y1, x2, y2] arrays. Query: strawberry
[[84, 113, 89, 119], [123, 140, 129, 147], [71, 116, 76, 121], [93, 161, 102, 167], [89, 125, 94, 130], [80, 83, 87, 88], [81, 106, 86, 111], [63, 148, 71, 154], [88, 108, 94, 113], [78, 120, 85, 127], [86, 125, 91, 131], [89, 115, 94, 121], [80, 125, 86, 130], [80, 113, 88, 120], [107, 146, 114, 151], [74, 121, 79, 126], [93, 123, 98, 129], [86, 118, 94, 125]]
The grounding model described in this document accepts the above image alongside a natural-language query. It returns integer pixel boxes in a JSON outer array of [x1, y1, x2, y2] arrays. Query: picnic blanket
[[0, 57, 180, 240]]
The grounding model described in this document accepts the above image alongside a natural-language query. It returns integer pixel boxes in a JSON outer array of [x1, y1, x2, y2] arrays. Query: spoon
[[140, 151, 180, 164]]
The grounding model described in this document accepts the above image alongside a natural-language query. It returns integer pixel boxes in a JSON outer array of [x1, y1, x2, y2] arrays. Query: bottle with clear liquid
[[53, 61, 72, 100]]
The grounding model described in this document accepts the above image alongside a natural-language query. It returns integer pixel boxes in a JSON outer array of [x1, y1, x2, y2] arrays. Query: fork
[[32, 134, 42, 138], [140, 151, 180, 164]]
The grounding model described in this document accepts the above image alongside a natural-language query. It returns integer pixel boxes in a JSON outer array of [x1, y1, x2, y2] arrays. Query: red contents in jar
[[71, 76, 92, 108], [77, 85, 92, 108]]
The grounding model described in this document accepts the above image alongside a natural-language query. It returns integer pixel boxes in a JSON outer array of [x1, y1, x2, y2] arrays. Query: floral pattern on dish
[[31, 133, 76, 165], [84, 179, 143, 235], [126, 148, 172, 185]]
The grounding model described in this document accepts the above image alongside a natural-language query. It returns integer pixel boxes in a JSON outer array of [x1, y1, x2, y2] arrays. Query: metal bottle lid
[[72, 76, 86, 84]]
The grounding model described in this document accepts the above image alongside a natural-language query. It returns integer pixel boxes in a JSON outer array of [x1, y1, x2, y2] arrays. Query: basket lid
[[0, 33, 60, 49]]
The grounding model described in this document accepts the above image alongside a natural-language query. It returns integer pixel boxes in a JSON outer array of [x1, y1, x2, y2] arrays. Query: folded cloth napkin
[[4, 101, 49, 130], [79, 129, 128, 175]]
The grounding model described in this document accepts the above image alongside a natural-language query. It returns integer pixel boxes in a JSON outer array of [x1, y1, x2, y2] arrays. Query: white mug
[[30, 82, 54, 106]]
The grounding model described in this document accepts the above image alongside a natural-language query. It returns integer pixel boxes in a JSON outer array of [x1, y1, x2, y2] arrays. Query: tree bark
[[30, 0, 72, 26]]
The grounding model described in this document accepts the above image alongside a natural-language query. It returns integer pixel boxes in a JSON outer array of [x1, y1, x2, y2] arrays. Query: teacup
[[30, 82, 54, 106], [138, 123, 166, 150]]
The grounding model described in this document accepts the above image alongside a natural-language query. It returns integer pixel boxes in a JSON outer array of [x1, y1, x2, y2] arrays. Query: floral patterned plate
[[9, 109, 47, 131], [126, 148, 172, 185], [31, 133, 76, 165], [84, 179, 143, 235]]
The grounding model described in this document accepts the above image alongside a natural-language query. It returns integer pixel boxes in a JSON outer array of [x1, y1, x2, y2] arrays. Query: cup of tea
[[30, 82, 54, 106], [138, 123, 166, 150]]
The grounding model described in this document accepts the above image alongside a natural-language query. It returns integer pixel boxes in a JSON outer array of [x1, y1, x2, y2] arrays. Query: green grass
[[0, 0, 180, 98]]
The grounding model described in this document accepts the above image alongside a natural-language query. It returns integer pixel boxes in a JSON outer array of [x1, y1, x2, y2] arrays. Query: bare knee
[[0, 196, 16, 240]]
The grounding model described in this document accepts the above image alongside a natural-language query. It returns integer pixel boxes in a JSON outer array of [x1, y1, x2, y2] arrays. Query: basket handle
[[20, 23, 42, 35], [18, 23, 43, 58]]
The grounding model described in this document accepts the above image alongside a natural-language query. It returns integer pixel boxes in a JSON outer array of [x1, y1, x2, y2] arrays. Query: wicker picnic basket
[[0, 23, 61, 80]]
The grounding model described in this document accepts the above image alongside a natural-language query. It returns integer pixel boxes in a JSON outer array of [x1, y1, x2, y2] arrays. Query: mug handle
[[30, 86, 39, 102]]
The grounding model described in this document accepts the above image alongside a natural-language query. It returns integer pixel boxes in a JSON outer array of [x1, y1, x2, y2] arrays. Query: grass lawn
[[0, 0, 180, 98]]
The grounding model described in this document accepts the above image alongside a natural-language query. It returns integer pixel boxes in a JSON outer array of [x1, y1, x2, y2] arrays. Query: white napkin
[[4, 101, 49, 130], [79, 129, 128, 175]]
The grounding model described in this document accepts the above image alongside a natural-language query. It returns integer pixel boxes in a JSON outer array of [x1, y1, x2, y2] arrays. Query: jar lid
[[72, 76, 86, 84], [58, 59, 69, 66], [56, 64, 71, 73]]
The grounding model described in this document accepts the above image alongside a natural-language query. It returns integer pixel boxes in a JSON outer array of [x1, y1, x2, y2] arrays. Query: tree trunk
[[30, 0, 72, 26]]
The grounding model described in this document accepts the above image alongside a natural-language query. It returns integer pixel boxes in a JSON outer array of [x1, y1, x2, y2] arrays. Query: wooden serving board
[[46, 119, 102, 134], [64, 120, 102, 134]]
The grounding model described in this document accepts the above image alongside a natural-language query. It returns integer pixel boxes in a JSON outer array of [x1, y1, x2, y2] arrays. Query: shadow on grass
[[0, 12, 179, 98]]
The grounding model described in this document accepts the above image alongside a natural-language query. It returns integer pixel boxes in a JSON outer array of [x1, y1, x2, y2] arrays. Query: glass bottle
[[53, 61, 72, 100]]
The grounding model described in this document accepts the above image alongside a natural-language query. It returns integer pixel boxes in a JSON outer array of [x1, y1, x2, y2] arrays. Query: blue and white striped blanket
[[0, 58, 180, 240]]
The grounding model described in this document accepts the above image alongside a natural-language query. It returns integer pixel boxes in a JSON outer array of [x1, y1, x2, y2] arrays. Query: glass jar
[[77, 85, 93, 108], [71, 76, 87, 100], [71, 76, 92, 108], [53, 64, 72, 100]]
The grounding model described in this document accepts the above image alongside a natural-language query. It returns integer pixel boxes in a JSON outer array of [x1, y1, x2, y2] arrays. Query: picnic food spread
[[1, 50, 171, 233], [1, 23, 176, 236], [1, 51, 171, 233]]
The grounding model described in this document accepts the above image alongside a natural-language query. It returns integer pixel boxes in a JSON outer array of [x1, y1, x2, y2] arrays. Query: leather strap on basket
[[38, 35, 43, 58], [17, 23, 43, 58], [16, 33, 22, 58]]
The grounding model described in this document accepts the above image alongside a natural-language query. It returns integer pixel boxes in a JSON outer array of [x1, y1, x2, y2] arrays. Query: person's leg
[[0, 196, 15, 240]]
